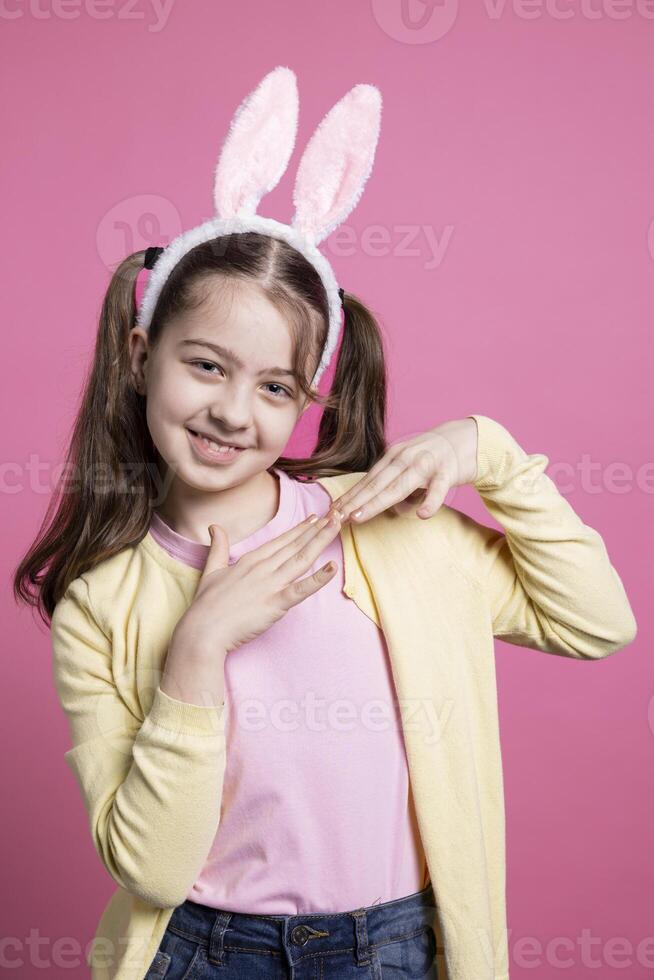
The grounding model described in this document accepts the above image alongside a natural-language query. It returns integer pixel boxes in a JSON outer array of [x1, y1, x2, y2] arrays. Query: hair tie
[[143, 246, 165, 270]]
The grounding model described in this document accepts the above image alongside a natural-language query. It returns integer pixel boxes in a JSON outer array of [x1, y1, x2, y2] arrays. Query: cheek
[[248, 404, 299, 451], [144, 401, 172, 458], [266, 402, 303, 435], [148, 370, 200, 420], [143, 378, 192, 450]]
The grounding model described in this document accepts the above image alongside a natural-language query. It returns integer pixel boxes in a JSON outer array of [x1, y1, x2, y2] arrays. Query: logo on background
[[371, 0, 460, 43]]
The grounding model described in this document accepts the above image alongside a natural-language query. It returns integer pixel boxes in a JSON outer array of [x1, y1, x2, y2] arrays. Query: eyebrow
[[179, 339, 297, 379]]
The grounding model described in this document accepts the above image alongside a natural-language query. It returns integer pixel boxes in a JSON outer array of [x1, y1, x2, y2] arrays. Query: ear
[[128, 326, 149, 392], [213, 66, 299, 219], [291, 83, 382, 246]]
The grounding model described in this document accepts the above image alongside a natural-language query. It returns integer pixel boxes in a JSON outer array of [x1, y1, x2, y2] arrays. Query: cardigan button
[[291, 924, 311, 946]]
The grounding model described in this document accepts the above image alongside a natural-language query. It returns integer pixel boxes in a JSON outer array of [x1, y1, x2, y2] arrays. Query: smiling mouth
[[187, 428, 250, 450], [186, 429, 250, 457]]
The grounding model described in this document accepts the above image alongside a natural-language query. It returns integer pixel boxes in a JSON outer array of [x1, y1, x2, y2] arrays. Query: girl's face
[[129, 280, 315, 495]]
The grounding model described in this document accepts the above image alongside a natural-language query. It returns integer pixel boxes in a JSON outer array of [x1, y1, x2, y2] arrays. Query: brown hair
[[13, 232, 390, 625]]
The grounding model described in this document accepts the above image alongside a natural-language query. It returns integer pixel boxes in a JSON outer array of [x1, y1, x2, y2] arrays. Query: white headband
[[135, 66, 382, 389]]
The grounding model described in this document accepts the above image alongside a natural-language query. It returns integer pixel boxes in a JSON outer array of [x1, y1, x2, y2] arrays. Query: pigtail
[[278, 290, 390, 479], [12, 251, 156, 624]]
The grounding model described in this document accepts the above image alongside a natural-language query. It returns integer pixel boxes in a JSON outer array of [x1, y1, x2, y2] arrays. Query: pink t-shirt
[[149, 466, 428, 913]]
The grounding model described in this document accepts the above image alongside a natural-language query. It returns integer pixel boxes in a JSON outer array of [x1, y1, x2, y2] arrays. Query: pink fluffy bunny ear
[[213, 66, 299, 219], [291, 83, 382, 246]]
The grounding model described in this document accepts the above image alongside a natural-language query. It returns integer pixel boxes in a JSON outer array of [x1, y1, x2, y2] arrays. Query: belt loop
[[352, 909, 371, 966], [207, 911, 232, 966]]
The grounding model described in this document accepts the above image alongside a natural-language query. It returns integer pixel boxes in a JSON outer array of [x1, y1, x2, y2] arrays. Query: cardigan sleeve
[[465, 414, 638, 659], [50, 576, 227, 908]]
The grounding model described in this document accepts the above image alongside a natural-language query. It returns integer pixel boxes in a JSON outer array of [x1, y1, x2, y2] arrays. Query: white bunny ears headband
[[135, 66, 383, 389]]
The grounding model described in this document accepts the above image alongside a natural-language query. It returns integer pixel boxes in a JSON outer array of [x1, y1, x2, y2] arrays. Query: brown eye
[[190, 360, 222, 375], [264, 383, 292, 399]]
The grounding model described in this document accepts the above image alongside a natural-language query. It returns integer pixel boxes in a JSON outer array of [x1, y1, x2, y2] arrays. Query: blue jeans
[[145, 881, 439, 978]]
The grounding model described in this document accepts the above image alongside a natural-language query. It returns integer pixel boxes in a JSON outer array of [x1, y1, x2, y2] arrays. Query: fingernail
[[307, 514, 318, 524], [352, 509, 363, 519]]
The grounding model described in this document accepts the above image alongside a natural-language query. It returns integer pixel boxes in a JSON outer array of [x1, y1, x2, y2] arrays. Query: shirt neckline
[[145, 467, 299, 573]]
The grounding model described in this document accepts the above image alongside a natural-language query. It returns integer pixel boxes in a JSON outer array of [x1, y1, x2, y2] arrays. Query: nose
[[208, 383, 254, 432]]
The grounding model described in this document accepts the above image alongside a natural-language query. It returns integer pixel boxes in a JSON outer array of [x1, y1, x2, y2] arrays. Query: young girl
[[14, 68, 637, 980]]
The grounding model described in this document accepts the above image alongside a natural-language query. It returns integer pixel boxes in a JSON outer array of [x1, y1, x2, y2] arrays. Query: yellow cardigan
[[50, 414, 637, 980]]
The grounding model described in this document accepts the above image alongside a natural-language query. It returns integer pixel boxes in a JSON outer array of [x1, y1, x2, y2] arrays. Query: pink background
[[3, 2, 652, 977]]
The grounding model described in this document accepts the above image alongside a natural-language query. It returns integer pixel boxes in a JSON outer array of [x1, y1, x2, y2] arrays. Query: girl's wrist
[[162, 635, 227, 707], [171, 614, 232, 659]]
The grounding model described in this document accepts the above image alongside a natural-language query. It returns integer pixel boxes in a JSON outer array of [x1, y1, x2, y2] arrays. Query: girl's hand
[[172, 511, 343, 655], [329, 417, 479, 524]]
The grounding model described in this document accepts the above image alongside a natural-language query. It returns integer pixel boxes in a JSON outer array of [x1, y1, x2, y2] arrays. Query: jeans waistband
[[166, 881, 437, 968]]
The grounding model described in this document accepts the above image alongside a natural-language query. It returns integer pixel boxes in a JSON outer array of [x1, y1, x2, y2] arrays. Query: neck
[[154, 467, 280, 547]]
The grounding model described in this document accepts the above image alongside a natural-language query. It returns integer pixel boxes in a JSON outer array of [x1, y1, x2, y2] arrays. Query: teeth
[[194, 431, 240, 453]]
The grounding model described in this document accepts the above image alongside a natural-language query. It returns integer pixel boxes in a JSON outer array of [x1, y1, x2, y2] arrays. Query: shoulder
[[51, 535, 160, 637], [316, 471, 501, 589], [382, 502, 499, 589], [313, 471, 365, 497]]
